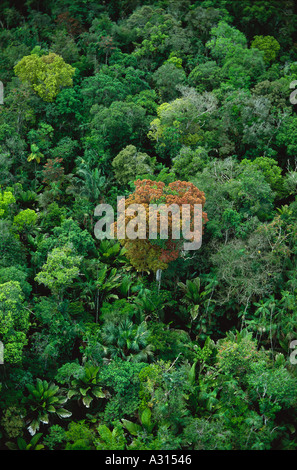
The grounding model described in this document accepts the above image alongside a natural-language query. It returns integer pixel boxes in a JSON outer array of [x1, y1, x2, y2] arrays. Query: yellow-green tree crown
[[14, 52, 75, 102]]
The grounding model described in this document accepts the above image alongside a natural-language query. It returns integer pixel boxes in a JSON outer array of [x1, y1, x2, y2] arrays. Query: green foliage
[[55, 361, 84, 385], [138, 360, 191, 440], [64, 421, 95, 450], [0, 189, 15, 218], [6, 433, 44, 450], [177, 276, 201, 320], [152, 62, 186, 101], [172, 146, 209, 180], [97, 239, 128, 266], [22, 378, 71, 435], [30, 297, 82, 370], [251, 35, 281, 63], [206, 21, 248, 62], [101, 318, 154, 363], [216, 331, 266, 378], [148, 87, 217, 157], [188, 61, 221, 92], [37, 218, 96, 261], [112, 145, 154, 185], [239, 156, 283, 196], [0, 281, 29, 364], [95, 423, 126, 450], [42, 425, 66, 450], [147, 322, 192, 362], [98, 360, 147, 422], [35, 245, 82, 300], [183, 331, 297, 450], [89, 99, 147, 155], [13, 209, 38, 233], [1, 406, 25, 439], [0, 266, 31, 298], [67, 364, 105, 408], [122, 406, 155, 436]]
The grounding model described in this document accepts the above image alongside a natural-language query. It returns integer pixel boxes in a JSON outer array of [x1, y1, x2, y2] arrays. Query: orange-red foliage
[[42, 158, 64, 185], [114, 179, 208, 272]]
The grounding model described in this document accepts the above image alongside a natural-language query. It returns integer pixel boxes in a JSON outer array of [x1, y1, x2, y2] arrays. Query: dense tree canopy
[[1, 0, 297, 453]]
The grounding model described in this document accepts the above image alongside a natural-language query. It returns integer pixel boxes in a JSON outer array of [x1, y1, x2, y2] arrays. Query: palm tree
[[177, 276, 201, 321], [98, 239, 128, 266], [101, 318, 154, 363], [23, 379, 71, 435], [134, 287, 166, 322], [95, 264, 121, 322], [75, 160, 107, 203], [81, 261, 122, 323], [67, 364, 105, 408]]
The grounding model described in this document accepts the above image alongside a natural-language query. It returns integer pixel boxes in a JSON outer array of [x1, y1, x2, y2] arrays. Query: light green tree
[[0, 189, 15, 218], [13, 208, 38, 234], [95, 423, 126, 450], [148, 87, 217, 156], [172, 146, 209, 180], [0, 280, 30, 364], [206, 21, 247, 63], [112, 145, 154, 185], [34, 245, 82, 301], [27, 143, 44, 164], [239, 156, 283, 196], [251, 35, 281, 63], [14, 52, 75, 102]]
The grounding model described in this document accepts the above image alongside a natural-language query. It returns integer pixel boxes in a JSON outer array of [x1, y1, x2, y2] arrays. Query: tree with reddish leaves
[[42, 158, 64, 185], [55, 12, 83, 37], [98, 36, 116, 64], [113, 179, 208, 273]]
